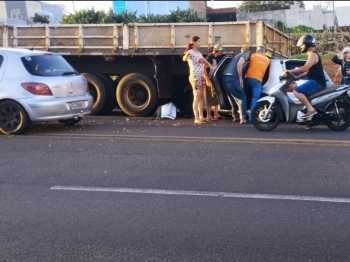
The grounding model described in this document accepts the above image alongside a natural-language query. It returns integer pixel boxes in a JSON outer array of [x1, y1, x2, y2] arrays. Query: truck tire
[[94, 74, 116, 114], [117, 73, 157, 117], [82, 73, 113, 115]]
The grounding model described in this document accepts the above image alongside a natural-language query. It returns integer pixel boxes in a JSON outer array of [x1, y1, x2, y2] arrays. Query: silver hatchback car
[[0, 48, 93, 135]]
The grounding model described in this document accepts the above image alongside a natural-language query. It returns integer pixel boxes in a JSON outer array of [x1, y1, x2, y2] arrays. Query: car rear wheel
[[0, 101, 31, 135]]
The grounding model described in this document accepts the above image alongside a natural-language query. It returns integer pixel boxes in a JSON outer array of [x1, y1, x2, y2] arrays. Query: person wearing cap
[[203, 44, 224, 120], [221, 45, 251, 124], [244, 45, 270, 122]]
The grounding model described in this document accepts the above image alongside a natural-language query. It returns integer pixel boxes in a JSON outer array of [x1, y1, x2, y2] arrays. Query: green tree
[[62, 7, 204, 24], [239, 1, 305, 12], [167, 8, 205, 22], [62, 8, 137, 24], [32, 13, 50, 24]]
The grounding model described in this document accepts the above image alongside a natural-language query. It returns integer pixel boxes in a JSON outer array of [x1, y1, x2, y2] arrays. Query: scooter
[[251, 71, 350, 131]]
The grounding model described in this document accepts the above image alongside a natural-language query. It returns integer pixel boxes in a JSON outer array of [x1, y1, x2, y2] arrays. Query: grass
[[290, 52, 338, 63]]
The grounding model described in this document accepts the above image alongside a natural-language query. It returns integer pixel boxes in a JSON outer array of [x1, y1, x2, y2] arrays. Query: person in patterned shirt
[[183, 36, 216, 124]]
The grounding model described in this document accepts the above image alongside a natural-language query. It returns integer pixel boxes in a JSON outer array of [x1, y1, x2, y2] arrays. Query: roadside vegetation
[[61, 7, 204, 24]]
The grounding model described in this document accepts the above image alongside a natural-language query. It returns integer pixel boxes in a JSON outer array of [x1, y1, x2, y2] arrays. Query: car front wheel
[[0, 100, 31, 135]]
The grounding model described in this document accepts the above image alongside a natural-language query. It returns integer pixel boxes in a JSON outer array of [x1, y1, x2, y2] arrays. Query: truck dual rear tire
[[117, 73, 157, 117], [82, 73, 114, 115]]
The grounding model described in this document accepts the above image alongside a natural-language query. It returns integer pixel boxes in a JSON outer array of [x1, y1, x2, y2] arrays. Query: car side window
[[217, 56, 233, 77], [0, 55, 3, 68], [285, 61, 307, 80]]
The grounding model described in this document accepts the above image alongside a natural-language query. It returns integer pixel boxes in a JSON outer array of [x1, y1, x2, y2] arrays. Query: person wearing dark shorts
[[286, 34, 326, 119], [203, 44, 224, 120]]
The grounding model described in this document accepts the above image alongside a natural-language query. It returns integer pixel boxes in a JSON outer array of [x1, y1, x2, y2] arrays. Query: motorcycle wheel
[[251, 101, 280, 131], [325, 102, 350, 131]]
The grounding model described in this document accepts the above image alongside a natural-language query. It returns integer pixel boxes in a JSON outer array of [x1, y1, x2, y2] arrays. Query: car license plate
[[69, 101, 85, 109]]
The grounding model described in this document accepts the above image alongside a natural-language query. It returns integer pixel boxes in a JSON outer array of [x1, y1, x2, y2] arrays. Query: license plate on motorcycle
[[69, 101, 85, 109]]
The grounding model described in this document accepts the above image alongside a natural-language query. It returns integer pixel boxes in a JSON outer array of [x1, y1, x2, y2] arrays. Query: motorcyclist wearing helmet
[[286, 34, 326, 118]]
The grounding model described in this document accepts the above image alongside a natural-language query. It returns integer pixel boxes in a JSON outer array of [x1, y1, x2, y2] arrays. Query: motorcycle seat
[[307, 84, 348, 100]]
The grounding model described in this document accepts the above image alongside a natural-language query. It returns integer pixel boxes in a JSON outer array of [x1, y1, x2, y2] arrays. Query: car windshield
[[21, 55, 77, 77]]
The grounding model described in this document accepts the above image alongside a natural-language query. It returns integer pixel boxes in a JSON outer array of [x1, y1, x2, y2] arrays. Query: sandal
[[214, 115, 225, 120], [302, 109, 317, 118]]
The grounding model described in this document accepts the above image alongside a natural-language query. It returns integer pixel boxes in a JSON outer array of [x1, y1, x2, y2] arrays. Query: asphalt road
[[1, 113, 350, 262]]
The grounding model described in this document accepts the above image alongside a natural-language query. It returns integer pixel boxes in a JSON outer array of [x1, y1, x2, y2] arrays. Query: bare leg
[[214, 105, 221, 118], [294, 91, 314, 111], [206, 106, 212, 119], [192, 89, 200, 121], [198, 90, 205, 121]]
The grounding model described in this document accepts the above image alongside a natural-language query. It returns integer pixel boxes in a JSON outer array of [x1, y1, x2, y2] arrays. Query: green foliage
[[239, 1, 305, 12], [286, 25, 323, 33], [32, 13, 50, 24], [275, 21, 324, 34], [290, 53, 336, 63], [137, 14, 169, 23], [167, 8, 204, 22], [61, 7, 204, 24]]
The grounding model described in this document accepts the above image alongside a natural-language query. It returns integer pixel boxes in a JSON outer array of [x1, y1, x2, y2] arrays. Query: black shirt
[[331, 55, 350, 77], [307, 51, 326, 88], [205, 53, 216, 77]]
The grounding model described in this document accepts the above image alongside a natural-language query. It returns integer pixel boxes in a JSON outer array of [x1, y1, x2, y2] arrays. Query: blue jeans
[[245, 77, 262, 121], [222, 75, 247, 119]]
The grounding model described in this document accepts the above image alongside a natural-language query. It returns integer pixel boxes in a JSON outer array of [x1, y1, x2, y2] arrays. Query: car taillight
[[287, 81, 298, 92], [21, 82, 53, 96], [347, 89, 350, 98]]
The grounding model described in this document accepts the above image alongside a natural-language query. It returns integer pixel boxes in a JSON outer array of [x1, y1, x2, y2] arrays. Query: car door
[[0, 53, 5, 85], [211, 55, 234, 110]]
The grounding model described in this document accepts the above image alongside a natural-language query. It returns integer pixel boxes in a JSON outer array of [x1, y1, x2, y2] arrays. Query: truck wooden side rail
[[0, 21, 290, 117]]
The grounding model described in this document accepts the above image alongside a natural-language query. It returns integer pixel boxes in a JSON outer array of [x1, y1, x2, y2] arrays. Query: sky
[[43, 1, 350, 14]]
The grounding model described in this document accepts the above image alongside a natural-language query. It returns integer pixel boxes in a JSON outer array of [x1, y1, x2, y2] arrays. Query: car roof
[[0, 48, 53, 56]]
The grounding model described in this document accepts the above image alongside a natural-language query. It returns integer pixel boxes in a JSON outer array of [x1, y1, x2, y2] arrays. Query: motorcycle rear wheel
[[251, 101, 280, 131], [325, 102, 350, 131]]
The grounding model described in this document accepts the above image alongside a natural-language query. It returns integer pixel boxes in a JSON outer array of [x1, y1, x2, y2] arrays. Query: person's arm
[[203, 57, 215, 71], [237, 56, 245, 87], [295, 72, 307, 80], [288, 53, 317, 74], [183, 50, 190, 61], [331, 54, 342, 65], [203, 64, 211, 85]]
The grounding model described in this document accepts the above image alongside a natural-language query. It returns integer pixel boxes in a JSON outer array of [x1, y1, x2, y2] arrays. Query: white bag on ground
[[153, 102, 177, 120], [160, 102, 177, 120]]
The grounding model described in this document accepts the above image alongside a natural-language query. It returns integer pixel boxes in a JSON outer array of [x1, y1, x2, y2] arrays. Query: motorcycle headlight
[[348, 89, 350, 99]]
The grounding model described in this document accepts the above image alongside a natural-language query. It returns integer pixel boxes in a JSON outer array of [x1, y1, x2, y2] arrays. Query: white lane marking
[[51, 186, 350, 204]]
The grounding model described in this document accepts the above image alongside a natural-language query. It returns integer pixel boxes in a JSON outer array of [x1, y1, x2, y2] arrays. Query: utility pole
[[72, 1, 76, 13], [333, 1, 335, 42]]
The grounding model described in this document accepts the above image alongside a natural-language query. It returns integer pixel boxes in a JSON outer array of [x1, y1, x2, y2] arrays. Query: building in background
[[112, 1, 206, 18], [0, 1, 63, 25], [237, 3, 350, 31], [206, 7, 237, 22]]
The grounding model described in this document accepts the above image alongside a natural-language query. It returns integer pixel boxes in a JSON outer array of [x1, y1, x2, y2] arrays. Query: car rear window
[[21, 55, 77, 77], [0, 55, 3, 68]]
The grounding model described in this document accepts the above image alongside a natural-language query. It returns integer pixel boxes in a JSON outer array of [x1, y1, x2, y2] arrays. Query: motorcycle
[[251, 71, 350, 131]]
